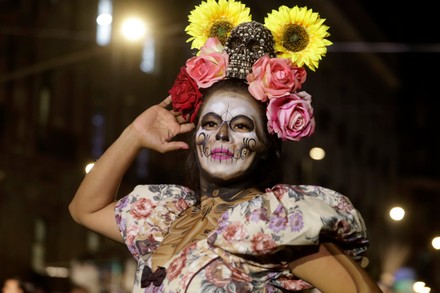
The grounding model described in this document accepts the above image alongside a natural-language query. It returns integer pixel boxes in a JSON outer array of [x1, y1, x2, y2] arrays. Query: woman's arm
[[68, 96, 195, 242], [289, 242, 383, 293]]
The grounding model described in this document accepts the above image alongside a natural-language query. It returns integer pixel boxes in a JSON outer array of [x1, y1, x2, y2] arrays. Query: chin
[[200, 161, 252, 179], [208, 169, 245, 182]]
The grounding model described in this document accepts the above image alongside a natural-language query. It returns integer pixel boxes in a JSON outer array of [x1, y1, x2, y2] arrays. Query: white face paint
[[196, 90, 266, 181]]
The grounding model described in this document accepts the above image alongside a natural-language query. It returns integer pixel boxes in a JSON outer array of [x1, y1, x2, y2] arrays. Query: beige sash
[[151, 188, 260, 269]]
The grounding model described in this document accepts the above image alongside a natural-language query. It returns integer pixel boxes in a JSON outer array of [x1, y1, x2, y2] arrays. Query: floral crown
[[168, 0, 332, 142]]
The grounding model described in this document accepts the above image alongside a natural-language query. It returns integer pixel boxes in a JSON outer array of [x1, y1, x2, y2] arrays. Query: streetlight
[[120, 17, 147, 42], [96, 0, 113, 46], [432, 236, 440, 250], [309, 147, 325, 160], [389, 206, 405, 221]]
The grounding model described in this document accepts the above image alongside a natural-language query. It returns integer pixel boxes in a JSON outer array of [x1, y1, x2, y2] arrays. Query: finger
[[162, 141, 190, 152], [175, 113, 190, 124], [159, 95, 172, 108], [179, 122, 196, 134], [170, 109, 182, 116]]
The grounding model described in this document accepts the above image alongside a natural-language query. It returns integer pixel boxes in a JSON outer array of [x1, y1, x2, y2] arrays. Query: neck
[[199, 176, 260, 201]]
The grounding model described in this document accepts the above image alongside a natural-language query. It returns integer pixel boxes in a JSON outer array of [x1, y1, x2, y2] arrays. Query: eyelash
[[202, 121, 218, 128], [234, 123, 249, 130], [201, 118, 253, 132]]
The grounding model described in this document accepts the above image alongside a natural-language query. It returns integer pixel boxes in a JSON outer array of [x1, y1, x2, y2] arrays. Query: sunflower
[[185, 0, 252, 50], [264, 5, 332, 71]]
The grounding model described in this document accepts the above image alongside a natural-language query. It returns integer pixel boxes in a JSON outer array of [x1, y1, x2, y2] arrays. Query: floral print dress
[[115, 184, 369, 293]]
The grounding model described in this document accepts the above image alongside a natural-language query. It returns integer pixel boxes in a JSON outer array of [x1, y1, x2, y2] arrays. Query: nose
[[215, 122, 229, 141]]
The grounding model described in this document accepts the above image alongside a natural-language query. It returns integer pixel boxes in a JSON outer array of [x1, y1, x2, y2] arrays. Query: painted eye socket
[[200, 113, 255, 132], [230, 115, 254, 132], [201, 113, 222, 130]]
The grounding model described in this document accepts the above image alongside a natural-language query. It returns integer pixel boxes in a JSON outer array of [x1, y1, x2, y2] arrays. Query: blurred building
[[0, 0, 438, 292]]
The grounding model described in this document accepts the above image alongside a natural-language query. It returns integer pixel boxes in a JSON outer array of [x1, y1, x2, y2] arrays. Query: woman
[[69, 79, 381, 292], [69, 1, 383, 292]]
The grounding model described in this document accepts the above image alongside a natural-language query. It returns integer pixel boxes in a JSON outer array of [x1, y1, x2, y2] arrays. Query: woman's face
[[195, 90, 266, 181]]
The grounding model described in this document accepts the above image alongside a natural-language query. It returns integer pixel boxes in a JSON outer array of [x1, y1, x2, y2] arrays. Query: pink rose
[[186, 38, 229, 88], [266, 91, 315, 141], [199, 37, 224, 55], [247, 56, 307, 102]]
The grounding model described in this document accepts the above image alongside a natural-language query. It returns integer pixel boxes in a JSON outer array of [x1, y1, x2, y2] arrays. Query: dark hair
[[184, 78, 283, 196]]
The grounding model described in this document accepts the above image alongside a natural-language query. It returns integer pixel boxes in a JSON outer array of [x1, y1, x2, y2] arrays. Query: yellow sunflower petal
[[185, 0, 252, 50], [264, 5, 332, 71]]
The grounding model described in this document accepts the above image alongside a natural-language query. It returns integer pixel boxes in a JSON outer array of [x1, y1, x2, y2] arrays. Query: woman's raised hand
[[130, 96, 195, 153]]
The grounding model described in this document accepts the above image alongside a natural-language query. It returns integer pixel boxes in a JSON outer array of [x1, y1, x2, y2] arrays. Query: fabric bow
[[141, 266, 166, 288]]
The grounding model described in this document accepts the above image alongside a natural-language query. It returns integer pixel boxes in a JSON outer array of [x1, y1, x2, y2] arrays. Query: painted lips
[[210, 147, 234, 160]]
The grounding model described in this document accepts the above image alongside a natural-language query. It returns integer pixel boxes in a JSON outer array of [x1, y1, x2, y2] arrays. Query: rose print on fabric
[[130, 198, 155, 220], [222, 222, 248, 241], [248, 207, 268, 222], [251, 232, 277, 254], [115, 184, 369, 292], [167, 254, 187, 281], [205, 259, 232, 287]]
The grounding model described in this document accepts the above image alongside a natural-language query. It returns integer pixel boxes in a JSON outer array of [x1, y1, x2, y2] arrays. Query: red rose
[[168, 66, 203, 122]]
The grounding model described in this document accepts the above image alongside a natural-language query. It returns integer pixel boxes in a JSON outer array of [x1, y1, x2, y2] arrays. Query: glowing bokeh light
[[432, 236, 440, 250], [96, 0, 113, 46], [413, 281, 431, 293], [46, 266, 69, 278], [85, 163, 95, 174], [389, 206, 405, 221], [120, 17, 147, 41], [309, 147, 325, 160], [414, 282, 426, 292], [96, 13, 113, 25]]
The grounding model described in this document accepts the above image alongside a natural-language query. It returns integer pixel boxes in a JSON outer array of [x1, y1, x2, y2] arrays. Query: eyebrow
[[202, 112, 254, 122]]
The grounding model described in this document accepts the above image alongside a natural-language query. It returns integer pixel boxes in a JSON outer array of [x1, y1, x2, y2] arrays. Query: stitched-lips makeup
[[210, 147, 234, 161]]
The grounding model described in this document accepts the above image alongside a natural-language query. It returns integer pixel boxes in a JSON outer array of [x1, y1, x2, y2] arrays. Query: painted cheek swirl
[[243, 137, 256, 150], [196, 132, 209, 145], [238, 137, 256, 159], [196, 132, 211, 158]]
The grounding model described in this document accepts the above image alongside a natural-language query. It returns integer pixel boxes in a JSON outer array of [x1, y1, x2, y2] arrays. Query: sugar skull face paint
[[196, 90, 266, 181]]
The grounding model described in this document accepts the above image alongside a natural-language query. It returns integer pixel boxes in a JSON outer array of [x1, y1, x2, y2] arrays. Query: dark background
[[1, 0, 439, 292]]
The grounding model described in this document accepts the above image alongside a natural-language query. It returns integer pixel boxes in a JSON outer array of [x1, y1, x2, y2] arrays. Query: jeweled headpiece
[[224, 21, 276, 79], [169, 0, 332, 142]]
